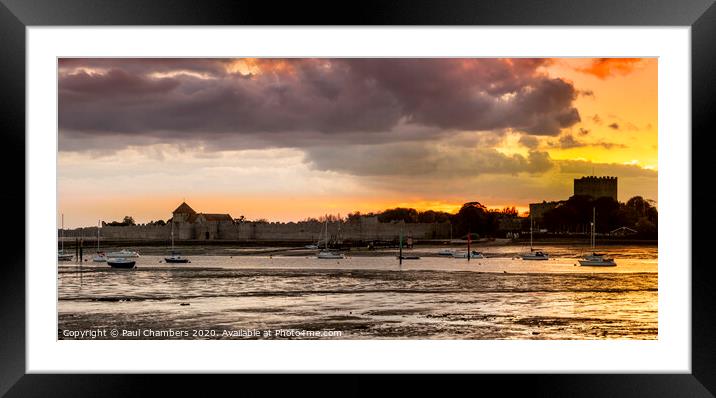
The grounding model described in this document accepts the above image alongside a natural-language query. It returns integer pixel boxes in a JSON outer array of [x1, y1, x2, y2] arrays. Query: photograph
[[56, 57, 659, 341]]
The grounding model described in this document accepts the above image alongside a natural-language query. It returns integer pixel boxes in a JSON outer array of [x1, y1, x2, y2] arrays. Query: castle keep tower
[[573, 176, 618, 201], [172, 202, 197, 223]]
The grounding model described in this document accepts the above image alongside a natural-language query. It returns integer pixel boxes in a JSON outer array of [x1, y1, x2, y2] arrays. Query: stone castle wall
[[62, 220, 451, 242]]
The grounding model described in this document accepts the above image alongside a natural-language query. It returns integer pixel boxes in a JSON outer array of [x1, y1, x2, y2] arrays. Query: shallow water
[[58, 245, 657, 340]]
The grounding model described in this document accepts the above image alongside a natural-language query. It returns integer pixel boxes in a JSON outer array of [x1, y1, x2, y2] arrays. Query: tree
[[377, 208, 419, 223], [123, 216, 136, 226], [417, 210, 452, 223], [453, 202, 498, 237]]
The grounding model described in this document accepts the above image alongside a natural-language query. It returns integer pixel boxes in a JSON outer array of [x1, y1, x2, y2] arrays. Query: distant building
[[529, 201, 562, 221], [497, 217, 522, 233], [171, 202, 234, 240], [573, 176, 618, 201]]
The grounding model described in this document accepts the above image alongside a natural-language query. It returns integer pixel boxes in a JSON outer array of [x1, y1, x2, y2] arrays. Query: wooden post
[[399, 227, 403, 267], [467, 232, 470, 262]]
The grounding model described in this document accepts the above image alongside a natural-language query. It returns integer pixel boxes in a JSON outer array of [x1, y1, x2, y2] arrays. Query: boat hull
[[106, 251, 140, 258], [107, 260, 136, 269], [164, 258, 190, 263], [578, 259, 616, 266], [317, 252, 344, 259], [522, 255, 549, 261]]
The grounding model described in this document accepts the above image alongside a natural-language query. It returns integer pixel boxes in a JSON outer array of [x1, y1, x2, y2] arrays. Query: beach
[[58, 244, 657, 340]]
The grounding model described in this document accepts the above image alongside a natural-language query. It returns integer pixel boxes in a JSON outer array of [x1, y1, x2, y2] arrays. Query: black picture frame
[[1, 0, 713, 395]]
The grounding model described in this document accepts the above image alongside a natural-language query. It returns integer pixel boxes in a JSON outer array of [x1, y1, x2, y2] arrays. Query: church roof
[[173, 202, 197, 215], [197, 213, 233, 222]]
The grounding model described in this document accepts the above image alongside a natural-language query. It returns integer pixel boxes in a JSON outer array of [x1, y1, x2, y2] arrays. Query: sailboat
[[58, 214, 73, 261], [452, 232, 485, 259], [579, 208, 616, 267], [317, 218, 344, 259], [165, 220, 190, 263], [521, 212, 549, 260], [107, 257, 136, 269], [92, 220, 106, 262]]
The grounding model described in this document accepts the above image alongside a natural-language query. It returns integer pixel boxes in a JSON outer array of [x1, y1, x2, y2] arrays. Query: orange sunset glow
[[58, 58, 657, 228]]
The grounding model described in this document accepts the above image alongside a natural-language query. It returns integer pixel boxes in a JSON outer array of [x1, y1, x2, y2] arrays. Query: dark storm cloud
[[59, 58, 582, 150], [559, 160, 656, 178], [552, 134, 626, 150], [304, 143, 554, 177], [519, 135, 540, 149]]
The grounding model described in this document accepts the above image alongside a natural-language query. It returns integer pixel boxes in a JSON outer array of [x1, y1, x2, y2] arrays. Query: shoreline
[[58, 237, 657, 248], [59, 240, 658, 258]]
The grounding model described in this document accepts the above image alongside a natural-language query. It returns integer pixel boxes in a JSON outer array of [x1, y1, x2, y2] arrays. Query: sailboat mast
[[530, 213, 533, 251], [97, 220, 100, 251], [592, 207, 596, 250], [399, 226, 403, 265], [171, 218, 175, 250], [61, 213, 64, 252], [467, 230, 471, 262]]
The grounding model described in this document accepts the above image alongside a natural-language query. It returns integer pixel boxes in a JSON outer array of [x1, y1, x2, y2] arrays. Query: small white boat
[[107, 257, 136, 269], [164, 221, 189, 263], [579, 208, 617, 267], [317, 250, 344, 259], [579, 253, 616, 266], [522, 212, 549, 260], [522, 251, 549, 260], [304, 244, 319, 250], [470, 251, 485, 259], [438, 249, 456, 256], [315, 218, 345, 259], [106, 249, 140, 258], [453, 251, 485, 259], [165, 251, 190, 263]]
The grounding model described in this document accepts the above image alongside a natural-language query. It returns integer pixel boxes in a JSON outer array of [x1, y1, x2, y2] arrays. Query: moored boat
[[521, 251, 549, 260], [521, 212, 549, 260], [165, 251, 190, 263], [317, 250, 344, 259], [316, 218, 345, 259], [107, 258, 136, 269], [452, 251, 486, 259], [164, 220, 190, 263], [106, 249, 140, 258], [579, 208, 617, 267]]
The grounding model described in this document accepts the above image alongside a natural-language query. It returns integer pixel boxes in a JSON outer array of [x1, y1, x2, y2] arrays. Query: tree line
[[541, 195, 657, 237], [104, 195, 656, 239]]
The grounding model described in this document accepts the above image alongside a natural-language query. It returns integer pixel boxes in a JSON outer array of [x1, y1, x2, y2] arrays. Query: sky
[[58, 58, 657, 228]]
